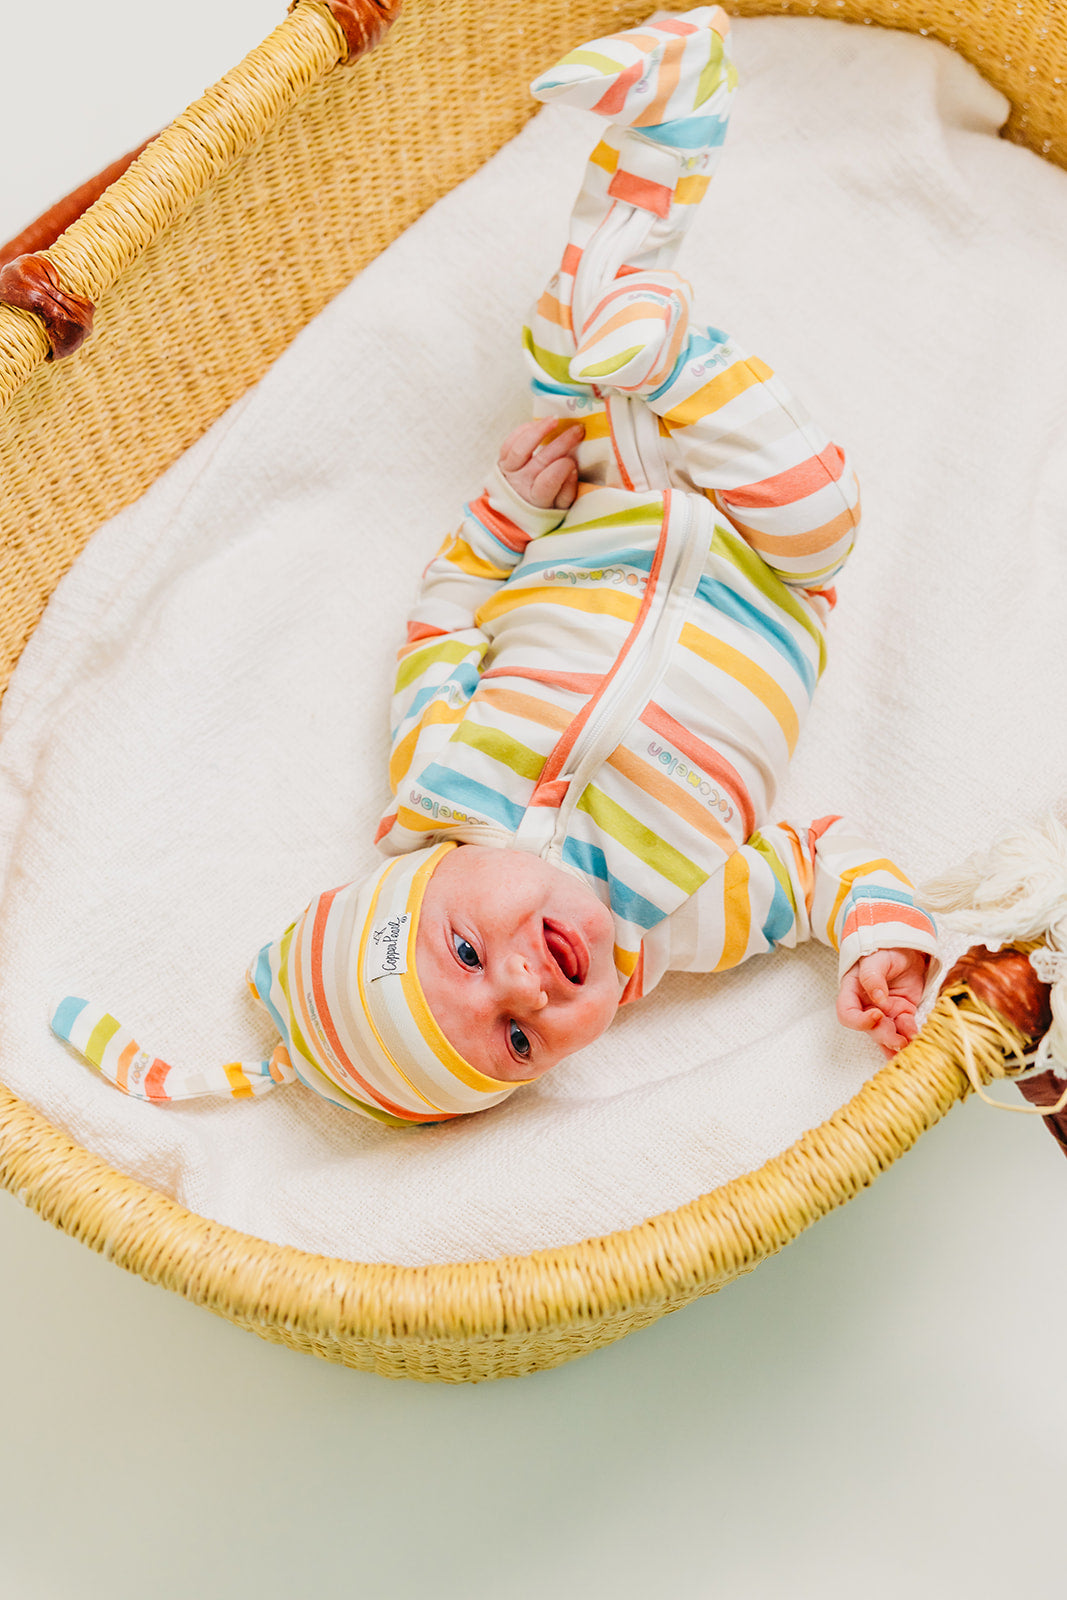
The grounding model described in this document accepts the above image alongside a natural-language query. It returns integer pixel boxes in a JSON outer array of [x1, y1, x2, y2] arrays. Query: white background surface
[[2, 5, 1066, 1597]]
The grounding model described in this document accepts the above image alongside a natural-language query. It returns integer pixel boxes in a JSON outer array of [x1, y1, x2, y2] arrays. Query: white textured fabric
[[1, 18, 1065, 1264]]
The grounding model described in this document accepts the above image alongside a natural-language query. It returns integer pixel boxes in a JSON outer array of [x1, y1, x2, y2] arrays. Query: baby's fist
[[837, 947, 929, 1057], [498, 417, 584, 510]]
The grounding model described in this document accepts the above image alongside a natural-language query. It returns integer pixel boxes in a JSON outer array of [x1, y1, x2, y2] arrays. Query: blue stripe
[[639, 111, 730, 150], [695, 576, 816, 696], [517, 546, 656, 580], [252, 945, 291, 1045], [530, 377, 593, 401], [51, 995, 88, 1042], [761, 875, 795, 947], [562, 838, 665, 931], [406, 663, 481, 722], [415, 766, 526, 832], [646, 329, 729, 402], [847, 884, 918, 907]]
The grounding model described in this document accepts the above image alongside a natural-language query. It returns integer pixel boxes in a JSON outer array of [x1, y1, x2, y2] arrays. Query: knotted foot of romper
[[570, 269, 693, 394]]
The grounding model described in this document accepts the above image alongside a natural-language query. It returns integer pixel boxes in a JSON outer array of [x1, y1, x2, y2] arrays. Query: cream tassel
[[920, 815, 1067, 1072]]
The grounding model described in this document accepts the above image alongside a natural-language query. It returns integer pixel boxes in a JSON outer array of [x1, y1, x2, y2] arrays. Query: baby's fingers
[[499, 417, 577, 473]]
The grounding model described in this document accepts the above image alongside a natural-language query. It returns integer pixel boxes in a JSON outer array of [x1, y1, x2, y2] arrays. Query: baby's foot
[[570, 271, 692, 395], [531, 6, 734, 139]]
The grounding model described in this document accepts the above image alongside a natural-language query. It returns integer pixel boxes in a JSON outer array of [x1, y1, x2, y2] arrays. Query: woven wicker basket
[[0, 0, 1061, 1383]]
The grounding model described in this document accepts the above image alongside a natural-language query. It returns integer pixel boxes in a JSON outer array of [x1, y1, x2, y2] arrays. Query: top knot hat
[[52, 843, 526, 1125]]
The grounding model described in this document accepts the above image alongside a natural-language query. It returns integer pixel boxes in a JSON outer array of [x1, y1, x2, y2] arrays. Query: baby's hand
[[498, 417, 584, 510], [836, 948, 929, 1058]]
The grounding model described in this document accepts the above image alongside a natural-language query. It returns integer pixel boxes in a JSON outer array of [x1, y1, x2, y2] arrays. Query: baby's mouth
[[543, 921, 586, 985]]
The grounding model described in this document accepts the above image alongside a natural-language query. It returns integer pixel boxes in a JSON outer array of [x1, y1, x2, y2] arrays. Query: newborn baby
[[54, 7, 937, 1122]]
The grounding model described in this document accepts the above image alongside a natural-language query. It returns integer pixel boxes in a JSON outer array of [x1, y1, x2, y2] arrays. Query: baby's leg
[[524, 7, 736, 405]]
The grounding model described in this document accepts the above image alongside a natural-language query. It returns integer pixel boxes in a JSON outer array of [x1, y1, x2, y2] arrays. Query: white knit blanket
[[1, 17, 1064, 1264]]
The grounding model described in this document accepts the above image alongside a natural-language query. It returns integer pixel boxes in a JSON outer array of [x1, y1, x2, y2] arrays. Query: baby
[[54, 7, 937, 1122]]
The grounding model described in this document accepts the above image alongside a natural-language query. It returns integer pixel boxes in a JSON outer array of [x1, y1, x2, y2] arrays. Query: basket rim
[[0, 998, 971, 1350]]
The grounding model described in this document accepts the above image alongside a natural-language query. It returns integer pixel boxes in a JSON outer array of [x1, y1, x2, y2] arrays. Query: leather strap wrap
[[940, 943, 1052, 1047], [0, 254, 95, 360], [292, 0, 403, 63]]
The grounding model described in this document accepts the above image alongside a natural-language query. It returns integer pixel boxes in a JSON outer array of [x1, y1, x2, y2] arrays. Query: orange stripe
[[561, 243, 582, 277], [780, 822, 815, 916], [726, 498, 859, 558], [826, 859, 910, 944], [640, 701, 754, 837], [726, 442, 847, 510], [405, 620, 447, 645], [480, 665, 603, 696], [607, 169, 673, 218], [619, 946, 645, 1004], [468, 493, 532, 553], [374, 811, 397, 843], [842, 902, 933, 942], [307, 887, 432, 1120], [605, 743, 735, 851], [592, 54, 647, 118], [116, 1039, 137, 1094], [144, 1060, 170, 1102]]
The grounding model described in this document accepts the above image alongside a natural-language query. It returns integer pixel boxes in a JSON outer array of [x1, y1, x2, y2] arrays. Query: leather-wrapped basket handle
[[0, 254, 94, 360], [940, 943, 1067, 1158], [292, 0, 403, 62]]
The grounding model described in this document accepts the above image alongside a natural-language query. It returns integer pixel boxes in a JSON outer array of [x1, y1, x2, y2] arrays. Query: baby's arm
[[377, 427, 581, 849], [680, 816, 937, 1053]]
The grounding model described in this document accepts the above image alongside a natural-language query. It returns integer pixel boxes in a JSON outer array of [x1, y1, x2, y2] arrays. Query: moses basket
[[0, 0, 1063, 1383]]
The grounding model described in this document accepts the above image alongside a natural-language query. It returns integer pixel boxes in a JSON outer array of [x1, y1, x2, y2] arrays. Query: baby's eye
[[508, 1021, 531, 1059], [452, 933, 481, 970]]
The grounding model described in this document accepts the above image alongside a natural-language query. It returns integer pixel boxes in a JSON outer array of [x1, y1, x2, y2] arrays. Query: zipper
[[543, 488, 714, 856]]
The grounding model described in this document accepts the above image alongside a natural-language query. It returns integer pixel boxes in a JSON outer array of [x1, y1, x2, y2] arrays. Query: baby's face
[[415, 845, 622, 1083]]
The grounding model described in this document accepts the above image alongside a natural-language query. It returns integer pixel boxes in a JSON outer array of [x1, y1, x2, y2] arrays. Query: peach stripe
[[634, 44, 682, 127], [727, 499, 860, 558], [606, 743, 735, 852], [116, 1039, 138, 1094], [640, 700, 754, 837], [536, 288, 573, 333], [475, 684, 575, 731]]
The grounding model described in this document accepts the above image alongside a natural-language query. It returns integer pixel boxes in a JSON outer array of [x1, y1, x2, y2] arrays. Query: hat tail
[[50, 997, 296, 1103]]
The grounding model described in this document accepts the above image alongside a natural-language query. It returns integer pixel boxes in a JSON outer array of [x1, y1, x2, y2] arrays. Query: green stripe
[[85, 1013, 121, 1066], [450, 722, 546, 782], [578, 344, 645, 379], [563, 503, 664, 534], [558, 48, 623, 74], [696, 34, 726, 107], [395, 639, 476, 692], [748, 831, 798, 918], [522, 327, 574, 385], [711, 522, 827, 677], [576, 784, 707, 895]]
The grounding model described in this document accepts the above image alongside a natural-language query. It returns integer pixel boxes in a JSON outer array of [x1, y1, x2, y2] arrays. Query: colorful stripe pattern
[[50, 996, 295, 1101], [377, 6, 933, 1003]]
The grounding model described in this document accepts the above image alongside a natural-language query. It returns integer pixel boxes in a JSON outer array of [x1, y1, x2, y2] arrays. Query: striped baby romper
[[376, 6, 937, 1004]]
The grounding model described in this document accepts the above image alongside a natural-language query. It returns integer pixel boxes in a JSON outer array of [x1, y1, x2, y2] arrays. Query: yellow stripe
[[445, 540, 511, 581], [589, 139, 618, 175], [680, 622, 800, 752], [582, 410, 611, 439], [675, 173, 710, 206], [85, 1013, 121, 1066], [354, 855, 446, 1110], [389, 699, 466, 789], [663, 357, 773, 429], [223, 1061, 254, 1100], [476, 583, 640, 628], [613, 943, 640, 977], [576, 785, 707, 895], [715, 850, 751, 971]]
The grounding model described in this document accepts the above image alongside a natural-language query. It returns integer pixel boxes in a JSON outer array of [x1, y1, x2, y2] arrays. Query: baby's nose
[[503, 953, 548, 1011]]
